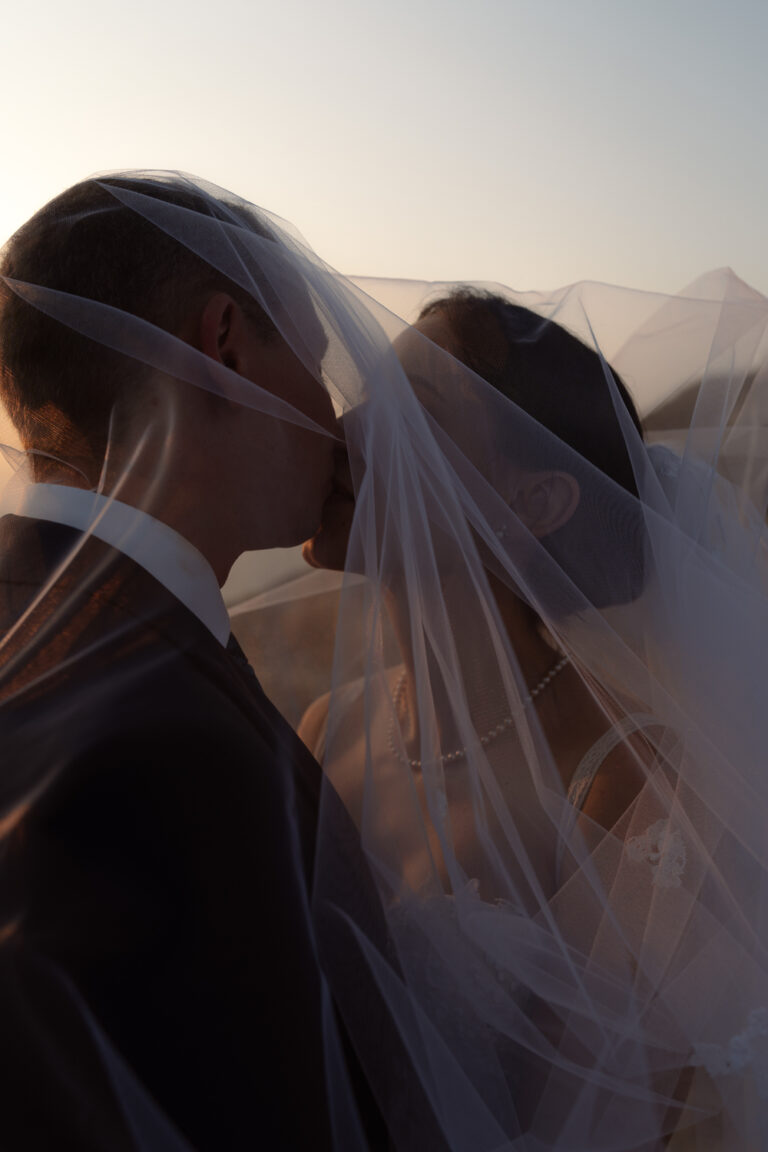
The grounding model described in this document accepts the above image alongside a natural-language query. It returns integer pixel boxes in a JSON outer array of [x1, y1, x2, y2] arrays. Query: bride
[[288, 272, 768, 1149], [300, 287, 657, 898]]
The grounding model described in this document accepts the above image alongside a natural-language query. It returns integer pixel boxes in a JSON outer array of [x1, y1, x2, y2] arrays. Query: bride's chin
[[302, 492, 355, 572], [301, 536, 325, 569]]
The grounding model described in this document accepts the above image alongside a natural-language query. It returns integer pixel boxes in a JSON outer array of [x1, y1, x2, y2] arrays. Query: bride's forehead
[[391, 311, 461, 373], [387, 324, 485, 433]]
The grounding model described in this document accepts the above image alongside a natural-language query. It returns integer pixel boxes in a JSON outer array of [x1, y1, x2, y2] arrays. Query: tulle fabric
[[1, 172, 768, 1149]]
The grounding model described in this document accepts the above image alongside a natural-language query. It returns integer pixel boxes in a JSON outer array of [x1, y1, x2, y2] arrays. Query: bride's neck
[[487, 570, 563, 688], [386, 569, 561, 747]]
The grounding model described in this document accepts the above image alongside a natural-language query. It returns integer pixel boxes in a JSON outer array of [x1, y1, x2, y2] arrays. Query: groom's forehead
[[271, 264, 330, 365]]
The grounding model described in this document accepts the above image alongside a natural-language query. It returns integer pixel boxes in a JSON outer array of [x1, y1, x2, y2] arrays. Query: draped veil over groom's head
[[0, 170, 394, 1152], [0, 174, 339, 577]]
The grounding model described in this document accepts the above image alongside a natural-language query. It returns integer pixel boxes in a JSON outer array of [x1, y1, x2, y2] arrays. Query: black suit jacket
[[0, 514, 391, 1151]]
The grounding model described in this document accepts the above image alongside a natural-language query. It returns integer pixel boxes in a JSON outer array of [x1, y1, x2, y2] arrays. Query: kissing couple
[[1, 171, 767, 1150]]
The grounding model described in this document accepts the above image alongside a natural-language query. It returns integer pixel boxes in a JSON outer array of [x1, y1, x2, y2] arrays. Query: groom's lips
[[330, 479, 354, 500], [320, 486, 354, 514], [329, 449, 354, 502]]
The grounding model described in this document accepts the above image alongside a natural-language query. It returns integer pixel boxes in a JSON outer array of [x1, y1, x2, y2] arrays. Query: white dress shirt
[[0, 482, 230, 646]]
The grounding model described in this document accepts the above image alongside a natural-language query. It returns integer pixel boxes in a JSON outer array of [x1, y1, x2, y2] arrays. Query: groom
[[0, 176, 389, 1150]]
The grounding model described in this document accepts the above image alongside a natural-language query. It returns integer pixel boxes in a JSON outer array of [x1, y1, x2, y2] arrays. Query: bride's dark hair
[[419, 289, 646, 607]]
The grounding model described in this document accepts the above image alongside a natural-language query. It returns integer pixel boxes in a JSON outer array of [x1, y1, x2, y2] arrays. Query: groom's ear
[[198, 293, 253, 374], [510, 471, 580, 538]]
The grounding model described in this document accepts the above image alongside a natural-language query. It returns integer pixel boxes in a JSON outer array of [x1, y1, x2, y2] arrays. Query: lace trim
[[566, 712, 662, 812], [692, 1008, 768, 1098], [625, 818, 687, 888]]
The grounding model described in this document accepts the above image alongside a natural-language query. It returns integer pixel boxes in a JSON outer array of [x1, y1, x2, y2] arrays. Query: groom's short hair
[[0, 177, 277, 468]]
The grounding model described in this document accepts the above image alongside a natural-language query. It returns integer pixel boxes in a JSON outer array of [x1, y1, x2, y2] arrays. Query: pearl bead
[[388, 655, 569, 770]]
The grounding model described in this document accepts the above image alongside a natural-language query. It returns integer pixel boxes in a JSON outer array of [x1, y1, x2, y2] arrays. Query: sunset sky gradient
[[3, 0, 766, 294]]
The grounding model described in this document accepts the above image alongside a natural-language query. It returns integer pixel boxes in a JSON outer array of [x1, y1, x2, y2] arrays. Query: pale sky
[[2, 0, 766, 295]]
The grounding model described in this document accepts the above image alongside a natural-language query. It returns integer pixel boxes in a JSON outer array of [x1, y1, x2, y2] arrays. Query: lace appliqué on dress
[[692, 1008, 768, 1099], [388, 879, 524, 1031], [625, 818, 686, 888]]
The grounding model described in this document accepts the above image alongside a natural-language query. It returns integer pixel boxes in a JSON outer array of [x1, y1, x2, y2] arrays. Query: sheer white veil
[[1, 172, 768, 1149]]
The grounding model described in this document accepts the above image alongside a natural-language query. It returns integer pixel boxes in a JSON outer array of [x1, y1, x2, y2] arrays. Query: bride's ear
[[510, 471, 580, 537]]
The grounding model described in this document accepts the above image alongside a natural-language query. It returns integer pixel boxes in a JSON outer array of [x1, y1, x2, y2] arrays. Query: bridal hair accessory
[[388, 653, 570, 769]]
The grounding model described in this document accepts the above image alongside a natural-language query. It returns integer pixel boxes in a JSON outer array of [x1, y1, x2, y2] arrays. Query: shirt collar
[[0, 482, 230, 646]]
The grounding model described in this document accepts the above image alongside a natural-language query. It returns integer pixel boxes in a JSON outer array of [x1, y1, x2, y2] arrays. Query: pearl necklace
[[388, 654, 569, 769]]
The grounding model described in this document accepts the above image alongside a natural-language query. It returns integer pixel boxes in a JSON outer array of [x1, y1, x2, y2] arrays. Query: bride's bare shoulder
[[297, 690, 331, 754], [298, 666, 405, 757]]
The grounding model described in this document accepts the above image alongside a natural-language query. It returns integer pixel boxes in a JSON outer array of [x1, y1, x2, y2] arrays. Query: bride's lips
[[302, 449, 356, 571]]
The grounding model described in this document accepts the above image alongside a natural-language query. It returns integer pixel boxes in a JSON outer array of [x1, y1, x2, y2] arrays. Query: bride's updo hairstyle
[[419, 289, 646, 608], [0, 176, 277, 478]]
